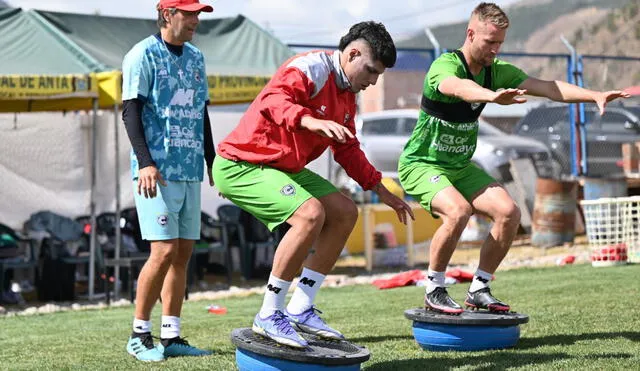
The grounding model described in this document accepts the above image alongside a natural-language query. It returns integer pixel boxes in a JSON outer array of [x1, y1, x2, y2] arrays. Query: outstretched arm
[[439, 76, 527, 105], [518, 77, 630, 115]]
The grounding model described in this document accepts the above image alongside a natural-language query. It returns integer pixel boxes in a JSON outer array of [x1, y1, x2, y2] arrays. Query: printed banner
[[207, 75, 271, 104], [0, 74, 94, 99]]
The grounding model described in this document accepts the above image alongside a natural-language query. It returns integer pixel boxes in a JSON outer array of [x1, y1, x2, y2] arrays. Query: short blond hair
[[472, 2, 509, 29]]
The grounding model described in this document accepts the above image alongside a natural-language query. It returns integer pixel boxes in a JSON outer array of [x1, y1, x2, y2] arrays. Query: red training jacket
[[217, 50, 381, 190]]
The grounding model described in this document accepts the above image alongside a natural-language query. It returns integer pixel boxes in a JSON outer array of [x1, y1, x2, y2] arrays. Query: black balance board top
[[231, 328, 370, 365], [404, 308, 529, 326]]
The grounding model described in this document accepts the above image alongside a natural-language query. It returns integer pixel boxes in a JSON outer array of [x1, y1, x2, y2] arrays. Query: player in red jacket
[[213, 21, 414, 348]]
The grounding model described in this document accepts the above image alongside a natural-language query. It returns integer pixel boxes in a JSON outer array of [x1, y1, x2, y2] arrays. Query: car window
[[599, 112, 637, 134], [628, 107, 640, 119], [516, 107, 570, 134], [361, 118, 399, 135], [402, 117, 418, 134], [478, 123, 505, 136]]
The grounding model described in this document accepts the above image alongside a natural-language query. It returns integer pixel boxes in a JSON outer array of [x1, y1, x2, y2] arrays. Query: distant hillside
[[397, 0, 639, 90], [566, 0, 640, 90], [0, 1, 9, 8], [513, 0, 640, 90], [398, 0, 629, 51]]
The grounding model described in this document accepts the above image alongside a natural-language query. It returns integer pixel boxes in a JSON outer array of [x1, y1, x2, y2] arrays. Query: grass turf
[[1, 263, 639, 370]]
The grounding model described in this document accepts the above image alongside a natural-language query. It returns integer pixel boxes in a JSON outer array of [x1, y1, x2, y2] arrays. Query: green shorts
[[398, 161, 496, 216], [212, 156, 338, 231]]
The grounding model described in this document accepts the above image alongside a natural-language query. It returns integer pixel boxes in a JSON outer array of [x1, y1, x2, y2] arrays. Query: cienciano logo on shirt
[[280, 184, 296, 196], [316, 105, 327, 116], [157, 215, 168, 226]]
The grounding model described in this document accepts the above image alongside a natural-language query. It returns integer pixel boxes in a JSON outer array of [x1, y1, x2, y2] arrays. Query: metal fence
[[578, 55, 640, 178], [581, 55, 640, 92]]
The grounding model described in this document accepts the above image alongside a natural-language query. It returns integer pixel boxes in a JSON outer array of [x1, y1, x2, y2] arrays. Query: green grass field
[[1, 263, 639, 370]]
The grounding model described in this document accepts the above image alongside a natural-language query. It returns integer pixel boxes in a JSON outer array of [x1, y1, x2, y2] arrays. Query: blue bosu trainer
[[404, 309, 529, 351], [231, 328, 370, 371]]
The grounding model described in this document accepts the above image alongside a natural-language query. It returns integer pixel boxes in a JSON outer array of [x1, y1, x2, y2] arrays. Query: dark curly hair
[[338, 21, 396, 68]]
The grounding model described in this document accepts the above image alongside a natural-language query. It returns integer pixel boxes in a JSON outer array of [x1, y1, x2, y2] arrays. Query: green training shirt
[[399, 51, 528, 169]]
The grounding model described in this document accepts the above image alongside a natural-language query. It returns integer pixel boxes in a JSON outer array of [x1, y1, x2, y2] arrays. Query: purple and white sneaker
[[285, 306, 345, 340], [252, 310, 308, 348]]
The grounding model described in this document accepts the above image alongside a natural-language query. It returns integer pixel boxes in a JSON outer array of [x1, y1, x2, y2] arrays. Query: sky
[[7, 0, 523, 44]]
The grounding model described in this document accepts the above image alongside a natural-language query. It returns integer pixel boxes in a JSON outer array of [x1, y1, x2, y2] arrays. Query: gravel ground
[[0, 235, 594, 317]]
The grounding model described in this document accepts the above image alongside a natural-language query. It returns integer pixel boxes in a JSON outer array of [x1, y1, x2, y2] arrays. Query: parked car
[[513, 103, 640, 178], [333, 109, 555, 188]]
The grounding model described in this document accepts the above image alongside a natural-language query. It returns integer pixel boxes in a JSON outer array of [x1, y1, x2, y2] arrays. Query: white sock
[[287, 268, 326, 315], [469, 269, 492, 293], [160, 315, 181, 339], [426, 270, 445, 294], [259, 274, 292, 318], [132, 318, 151, 334]]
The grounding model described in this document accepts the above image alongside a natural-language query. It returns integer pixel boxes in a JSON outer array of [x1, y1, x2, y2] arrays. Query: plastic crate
[[580, 196, 640, 266]]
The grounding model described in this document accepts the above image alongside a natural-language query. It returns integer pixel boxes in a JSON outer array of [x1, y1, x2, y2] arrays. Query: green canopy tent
[[0, 7, 103, 111], [35, 10, 295, 105]]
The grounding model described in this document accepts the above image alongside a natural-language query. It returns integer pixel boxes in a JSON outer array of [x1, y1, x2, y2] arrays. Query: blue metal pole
[[567, 55, 578, 176], [577, 55, 588, 175], [561, 36, 579, 177]]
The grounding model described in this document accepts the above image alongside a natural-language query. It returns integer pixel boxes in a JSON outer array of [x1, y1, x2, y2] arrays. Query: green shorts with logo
[[212, 156, 338, 231], [398, 161, 496, 216]]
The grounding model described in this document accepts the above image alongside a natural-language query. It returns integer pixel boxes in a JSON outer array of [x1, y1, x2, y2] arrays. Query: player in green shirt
[[399, 2, 630, 314]]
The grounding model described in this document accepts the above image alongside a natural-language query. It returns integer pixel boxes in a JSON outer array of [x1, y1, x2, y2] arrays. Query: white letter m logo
[[169, 88, 195, 107]]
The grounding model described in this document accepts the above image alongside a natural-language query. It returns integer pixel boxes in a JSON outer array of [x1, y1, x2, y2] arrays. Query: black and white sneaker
[[465, 288, 510, 312], [424, 287, 464, 314]]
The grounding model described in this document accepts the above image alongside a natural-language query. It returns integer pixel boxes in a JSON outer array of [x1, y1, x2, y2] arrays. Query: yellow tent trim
[[97, 70, 122, 108], [0, 73, 99, 112], [97, 71, 272, 106], [0, 71, 273, 112], [207, 75, 271, 105]]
